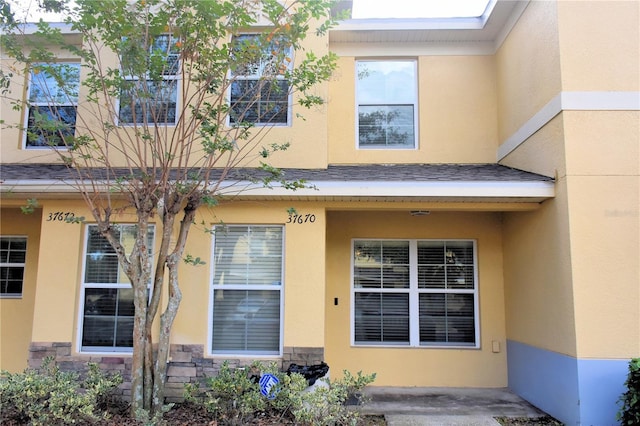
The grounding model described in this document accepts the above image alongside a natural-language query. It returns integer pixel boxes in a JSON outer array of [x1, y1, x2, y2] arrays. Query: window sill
[[352, 344, 480, 350]]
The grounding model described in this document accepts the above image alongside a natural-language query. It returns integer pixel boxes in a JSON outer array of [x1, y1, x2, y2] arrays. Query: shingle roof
[[0, 163, 552, 182], [0, 163, 554, 203]]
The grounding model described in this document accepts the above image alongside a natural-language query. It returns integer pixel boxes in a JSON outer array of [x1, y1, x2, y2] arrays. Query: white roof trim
[[1, 179, 555, 201]]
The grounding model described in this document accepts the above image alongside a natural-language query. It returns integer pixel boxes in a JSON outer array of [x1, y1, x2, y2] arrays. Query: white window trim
[[227, 33, 293, 128], [350, 238, 479, 349], [0, 235, 27, 299], [76, 224, 155, 354], [208, 224, 285, 357], [355, 59, 419, 150], [117, 34, 180, 127], [23, 62, 80, 150]]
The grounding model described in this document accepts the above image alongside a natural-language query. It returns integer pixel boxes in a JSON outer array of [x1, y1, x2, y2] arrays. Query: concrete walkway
[[358, 387, 548, 426]]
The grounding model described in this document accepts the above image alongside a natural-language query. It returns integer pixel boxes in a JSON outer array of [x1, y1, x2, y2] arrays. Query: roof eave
[[0, 179, 555, 203]]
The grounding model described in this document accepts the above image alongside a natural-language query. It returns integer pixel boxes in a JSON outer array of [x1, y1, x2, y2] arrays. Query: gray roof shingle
[[0, 163, 552, 183]]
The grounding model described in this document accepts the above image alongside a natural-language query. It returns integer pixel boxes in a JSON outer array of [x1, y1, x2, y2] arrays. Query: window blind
[[212, 226, 283, 355]]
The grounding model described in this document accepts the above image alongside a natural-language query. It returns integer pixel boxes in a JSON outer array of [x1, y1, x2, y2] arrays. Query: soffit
[[329, 0, 528, 53]]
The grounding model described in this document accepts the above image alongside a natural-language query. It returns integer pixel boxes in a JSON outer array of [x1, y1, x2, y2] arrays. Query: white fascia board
[[10, 22, 76, 35], [335, 17, 486, 31], [330, 42, 496, 57], [2, 179, 555, 200], [220, 180, 555, 199]]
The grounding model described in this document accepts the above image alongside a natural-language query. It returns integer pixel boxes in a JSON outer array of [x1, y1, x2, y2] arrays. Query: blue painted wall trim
[[576, 358, 628, 425], [507, 340, 580, 425], [507, 340, 629, 426]]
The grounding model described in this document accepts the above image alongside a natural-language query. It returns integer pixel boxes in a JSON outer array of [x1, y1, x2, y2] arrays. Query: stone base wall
[[28, 342, 325, 402]]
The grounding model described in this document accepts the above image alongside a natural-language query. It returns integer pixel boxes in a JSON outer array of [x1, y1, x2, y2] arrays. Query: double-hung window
[[26, 62, 80, 148], [79, 224, 154, 352], [119, 34, 179, 125], [229, 34, 291, 126], [0, 236, 27, 298], [356, 60, 417, 149], [353, 239, 478, 347], [211, 225, 283, 355]]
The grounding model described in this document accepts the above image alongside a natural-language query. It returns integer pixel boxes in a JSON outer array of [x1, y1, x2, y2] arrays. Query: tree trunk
[[151, 256, 182, 414], [150, 201, 198, 415], [131, 270, 150, 417]]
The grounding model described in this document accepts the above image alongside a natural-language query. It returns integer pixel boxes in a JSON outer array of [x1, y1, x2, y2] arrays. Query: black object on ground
[[286, 362, 329, 386]]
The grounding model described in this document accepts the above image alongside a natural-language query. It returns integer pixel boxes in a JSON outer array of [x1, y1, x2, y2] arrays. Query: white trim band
[[1, 179, 555, 200], [498, 91, 640, 161]]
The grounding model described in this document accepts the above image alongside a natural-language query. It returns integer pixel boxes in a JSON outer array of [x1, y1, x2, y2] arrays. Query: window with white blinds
[[211, 225, 283, 355], [353, 239, 478, 348], [79, 224, 154, 352], [0, 236, 27, 298]]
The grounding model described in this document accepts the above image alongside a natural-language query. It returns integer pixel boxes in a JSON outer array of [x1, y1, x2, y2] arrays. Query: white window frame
[[0, 236, 27, 298], [209, 224, 285, 357], [355, 59, 418, 149], [23, 62, 80, 149], [77, 224, 155, 354], [117, 34, 180, 126], [351, 239, 479, 348], [227, 33, 293, 127]]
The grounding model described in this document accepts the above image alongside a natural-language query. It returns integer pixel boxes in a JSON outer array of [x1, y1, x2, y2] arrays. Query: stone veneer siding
[[28, 342, 325, 402]]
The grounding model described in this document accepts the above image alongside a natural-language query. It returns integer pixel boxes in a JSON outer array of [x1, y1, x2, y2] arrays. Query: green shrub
[[185, 361, 267, 425], [618, 358, 640, 425], [184, 361, 376, 426], [0, 357, 122, 426]]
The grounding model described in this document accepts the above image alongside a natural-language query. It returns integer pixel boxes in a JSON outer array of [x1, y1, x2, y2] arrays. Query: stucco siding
[[325, 210, 507, 386], [0, 208, 41, 372]]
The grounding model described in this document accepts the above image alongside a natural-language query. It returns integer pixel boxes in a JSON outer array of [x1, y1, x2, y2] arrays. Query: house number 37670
[[287, 213, 316, 224]]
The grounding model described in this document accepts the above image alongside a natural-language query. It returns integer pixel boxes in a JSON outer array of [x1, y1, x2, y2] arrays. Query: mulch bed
[[1, 401, 388, 425], [495, 416, 563, 425]]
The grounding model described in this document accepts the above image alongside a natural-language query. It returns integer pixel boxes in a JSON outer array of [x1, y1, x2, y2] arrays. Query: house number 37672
[[47, 211, 76, 221], [287, 213, 316, 224]]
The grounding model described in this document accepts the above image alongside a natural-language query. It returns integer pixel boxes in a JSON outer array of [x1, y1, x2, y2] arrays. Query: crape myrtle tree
[[0, 0, 338, 419]]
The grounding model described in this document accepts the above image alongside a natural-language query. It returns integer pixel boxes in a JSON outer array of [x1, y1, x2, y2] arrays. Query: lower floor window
[[211, 225, 283, 355], [82, 287, 134, 348], [353, 239, 478, 348], [79, 224, 154, 352], [0, 236, 27, 297]]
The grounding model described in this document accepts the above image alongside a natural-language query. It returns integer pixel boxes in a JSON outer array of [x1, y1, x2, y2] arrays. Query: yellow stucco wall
[[22, 199, 326, 356], [170, 201, 327, 350], [557, 0, 639, 91], [328, 55, 498, 164], [0, 30, 329, 169], [0, 208, 42, 372], [563, 110, 640, 358], [499, 0, 640, 359], [500, 113, 578, 356], [29, 200, 142, 344], [496, 0, 562, 143], [324, 210, 507, 387]]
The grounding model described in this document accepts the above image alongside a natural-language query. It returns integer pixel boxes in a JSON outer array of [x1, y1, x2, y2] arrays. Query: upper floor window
[[0, 236, 27, 298], [79, 224, 154, 352], [26, 62, 80, 148], [353, 239, 478, 347], [356, 60, 417, 149], [211, 225, 284, 355], [119, 34, 179, 125], [229, 34, 292, 126]]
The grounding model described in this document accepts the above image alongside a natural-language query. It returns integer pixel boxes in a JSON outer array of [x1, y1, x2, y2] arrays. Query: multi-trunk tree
[[0, 0, 338, 419]]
